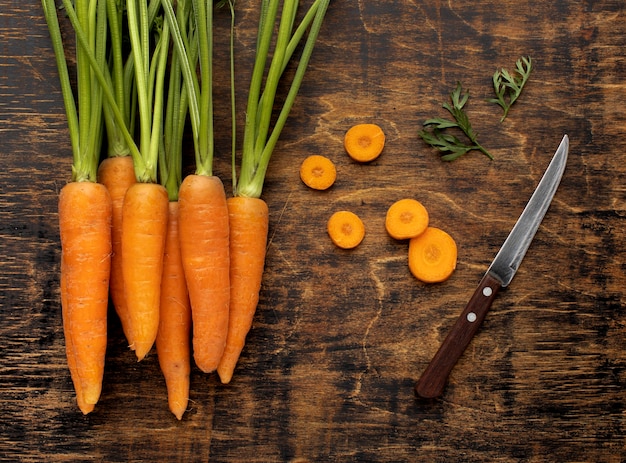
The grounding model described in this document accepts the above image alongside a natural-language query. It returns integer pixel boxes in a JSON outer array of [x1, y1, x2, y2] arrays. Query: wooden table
[[2, 1, 625, 461]]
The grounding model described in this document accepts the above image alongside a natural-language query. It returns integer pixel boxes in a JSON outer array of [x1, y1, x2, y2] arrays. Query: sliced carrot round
[[327, 210, 365, 249], [385, 198, 429, 240], [300, 155, 336, 190], [344, 123, 385, 162], [408, 227, 457, 283]]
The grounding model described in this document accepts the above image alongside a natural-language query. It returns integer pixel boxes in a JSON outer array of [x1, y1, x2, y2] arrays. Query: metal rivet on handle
[[482, 286, 493, 297], [467, 312, 477, 323]]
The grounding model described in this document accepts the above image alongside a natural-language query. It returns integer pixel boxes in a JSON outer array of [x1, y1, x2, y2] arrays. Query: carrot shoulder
[[97, 155, 136, 346], [59, 181, 112, 413], [156, 201, 191, 420], [178, 174, 230, 373], [217, 197, 269, 384], [122, 182, 169, 360]]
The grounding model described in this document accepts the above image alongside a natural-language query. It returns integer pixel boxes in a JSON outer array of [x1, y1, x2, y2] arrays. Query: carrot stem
[[56, 0, 143, 170], [235, 0, 330, 199], [126, 0, 170, 183]]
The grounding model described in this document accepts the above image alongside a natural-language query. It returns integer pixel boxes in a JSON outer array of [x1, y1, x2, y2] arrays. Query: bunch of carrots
[[42, 0, 330, 419]]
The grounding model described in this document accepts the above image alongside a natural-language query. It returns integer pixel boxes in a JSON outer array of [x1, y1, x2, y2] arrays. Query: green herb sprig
[[418, 82, 493, 161], [489, 56, 533, 122]]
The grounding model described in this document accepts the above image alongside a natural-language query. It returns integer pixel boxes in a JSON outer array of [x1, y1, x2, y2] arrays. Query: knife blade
[[414, 134, 569, 399]]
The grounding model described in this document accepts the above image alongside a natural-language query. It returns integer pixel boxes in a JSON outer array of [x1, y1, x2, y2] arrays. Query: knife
[[414, 134, 569, 399]]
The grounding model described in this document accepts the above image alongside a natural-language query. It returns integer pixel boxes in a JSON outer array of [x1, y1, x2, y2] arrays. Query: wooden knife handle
[[414, 273, 502, 399]]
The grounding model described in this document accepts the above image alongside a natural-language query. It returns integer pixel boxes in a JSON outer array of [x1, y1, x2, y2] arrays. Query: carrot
[[344, 123, 385, 162], [59, 182, 112, 413], [155, 16, 192, 418], [121, 182, 169, 360], [385, 198, 429, 240], [214, 0, 329, 381], [217, 197, 269, 384], [178, 175, 230, 373], [327, 210, 366, 249], [162, 0, 231, 373], [408, 226, 458, 283], [43, 0, 121, 413], [116, 0, 171, 361], [96, 0, 140, 349], [300, 154, 336, 190], [97, 156, 136, 346], [156, 201, 191, 419]]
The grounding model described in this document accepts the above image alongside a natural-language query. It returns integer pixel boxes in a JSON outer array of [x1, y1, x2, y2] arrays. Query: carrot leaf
[[489, 56, 533, 122], [419, 82, 493, 161]]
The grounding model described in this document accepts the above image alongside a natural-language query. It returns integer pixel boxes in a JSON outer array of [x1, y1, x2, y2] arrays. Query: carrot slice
[[344, 123, 385, 162], [385, 198, 429, 240], [408, 227, 457, 283], [327, 210, 365, 249], [300, 155, 336, 190]]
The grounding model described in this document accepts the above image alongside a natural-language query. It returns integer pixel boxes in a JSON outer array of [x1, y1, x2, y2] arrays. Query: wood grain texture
[[1, 0, 625, 461]]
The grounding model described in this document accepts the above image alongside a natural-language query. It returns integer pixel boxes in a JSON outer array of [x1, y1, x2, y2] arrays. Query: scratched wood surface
[[1, 0, 625, 461]]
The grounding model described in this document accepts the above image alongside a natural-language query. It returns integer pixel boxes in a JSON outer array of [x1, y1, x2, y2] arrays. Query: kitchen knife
[[414, 135, 569, 399]]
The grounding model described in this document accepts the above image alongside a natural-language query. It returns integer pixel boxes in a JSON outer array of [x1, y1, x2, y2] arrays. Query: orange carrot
[[59, 181, 112, 413], [156, 201, 191, 419], [178, 174, 230, 373], [385, 198, 429, 240], [217, 197, 269, 384], [97, 155, 136, 346], [327, 210, 366, 249], [223, 0, 330, 383], [344, 123, 385, 162], [299, 154, 336, 190], [122, 182, 169, 360], [408, 226, 457, 283]]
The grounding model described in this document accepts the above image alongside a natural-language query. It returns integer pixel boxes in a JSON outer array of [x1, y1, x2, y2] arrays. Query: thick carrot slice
[[178, 174, 230, 373], [327, 210, 366, 249], [122, 182, 169, 360], [97, 155, 136, 346], [300, 154, 336, 190], [385, 198, 429, 240], [217, 197, 269, 384], [156, 201, 191, 420], [59, 181, 112, 412], [408, 227, 457, 283], [344, 123, 385, 162]]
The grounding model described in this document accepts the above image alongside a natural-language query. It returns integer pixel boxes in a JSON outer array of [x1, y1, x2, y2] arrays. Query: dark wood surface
[[2, 1, 625, 461]]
